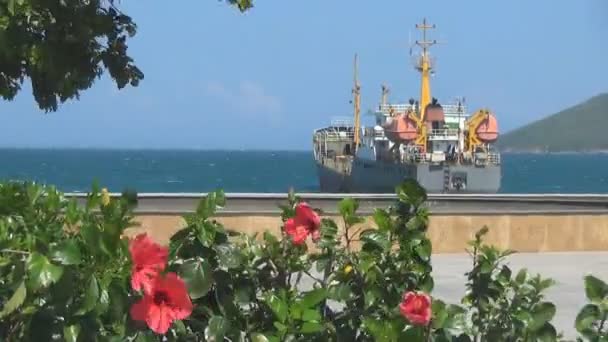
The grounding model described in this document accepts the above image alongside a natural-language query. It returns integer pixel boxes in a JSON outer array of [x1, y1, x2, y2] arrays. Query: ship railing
[[379, 103, 468, 116], [316, 131, 354, 142], [363, 127, 385, 138], [401, 151, 428, 164], [330, 117, 354, 127], [487, 153, 501, 165], [428, 128, 460, 140]]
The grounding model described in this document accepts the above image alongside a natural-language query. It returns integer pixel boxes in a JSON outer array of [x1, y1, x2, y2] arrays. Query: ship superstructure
[[313, 19, 501, 193]]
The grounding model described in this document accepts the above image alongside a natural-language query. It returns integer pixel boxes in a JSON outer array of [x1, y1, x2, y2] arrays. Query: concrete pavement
[[432, 252, 608, 340], [299, 252, 608, 340]]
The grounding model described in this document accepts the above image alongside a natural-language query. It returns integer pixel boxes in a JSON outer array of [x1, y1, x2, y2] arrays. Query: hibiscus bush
[[0, 179, 604, 341]]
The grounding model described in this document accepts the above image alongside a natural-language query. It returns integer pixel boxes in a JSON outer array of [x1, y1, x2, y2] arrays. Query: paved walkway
[[301, 252, 608, 340], [432, 252, 608, 340]]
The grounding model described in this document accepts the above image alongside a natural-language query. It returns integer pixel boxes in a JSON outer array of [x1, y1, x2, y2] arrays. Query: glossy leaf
[[299, 288, 327, 309], [575, 304, 601, 332], [515, 268, 528, 284], [396, 179, 427, 207], [180, 258, 213, 299], [530, 303, 556, 331], [205, 316, 230, 341], [360, 230, 391, 251], [63, 324, 81, 342], [77, 275, 99, 315], [26, 253, 64, 290], [536, 322, 557, 342], [584, 275, 608, 303], [301, 309, 322, 322], [0, 281, 26, 318], [50, 239, 82, 265], [300, 321, 324, 334], [266, 295, 288, 323]]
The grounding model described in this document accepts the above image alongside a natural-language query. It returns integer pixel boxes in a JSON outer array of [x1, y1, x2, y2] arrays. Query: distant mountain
[[498, 93, 608, 153]]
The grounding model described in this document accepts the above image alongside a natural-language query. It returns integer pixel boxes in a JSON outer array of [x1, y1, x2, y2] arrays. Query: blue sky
[[1, 0, 607, 150]]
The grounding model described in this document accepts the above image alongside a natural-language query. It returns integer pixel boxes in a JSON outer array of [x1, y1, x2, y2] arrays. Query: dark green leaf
[[396, 179, 427, 207], [373, 209, 392, 231], [363, 318, 400, 342], [529, 302, 556, 331], [197, 191, 225, 218], [64, 324, 81, 342], [515, 268, 528, 284], [50, 239, 82, 265], [27, 252, 64, 290], [420, 274, 434, 293], [584, 275, 608, 303], [575, 304, 601, 332], [299, 288, 327, 308], [266, 294, 288, 323], [80, 223, 109, 256], [399, 325, 425, 342], [330, 284, 352, 302], [215, 275, 239, 318], [431, 299, 448, 329], [173, 320, 187, 335], [180, 258, 213, 299], [196, 223, 217, 246], [0, 281, 26, 318], [77, 275, 99, 315], [536, 322, 557, 342], [360, 230, 391, 251], [300, 321, 324, 334], [301, 309, 322, 322], [415, 239, 432, 261], [205, 316, 229, 341]]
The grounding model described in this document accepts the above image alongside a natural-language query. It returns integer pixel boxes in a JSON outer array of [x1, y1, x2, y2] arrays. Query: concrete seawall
[[66, 192, 608, 253], [129, 213, 608, 253]]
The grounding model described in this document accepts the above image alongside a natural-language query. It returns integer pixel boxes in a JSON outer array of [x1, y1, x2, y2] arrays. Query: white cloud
[[203, 81, 282, 117]]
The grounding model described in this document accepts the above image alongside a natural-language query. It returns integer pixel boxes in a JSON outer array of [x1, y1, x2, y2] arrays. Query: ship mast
[[414, 18, 437, 120], [353, 54, 361, 150], [381, 83, 389, 109]]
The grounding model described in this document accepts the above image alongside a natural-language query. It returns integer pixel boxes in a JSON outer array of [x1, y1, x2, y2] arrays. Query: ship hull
[[316, 158, 501, 193]]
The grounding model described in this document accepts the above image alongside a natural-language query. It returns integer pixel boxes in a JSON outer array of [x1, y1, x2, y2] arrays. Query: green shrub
[[0, 179, 599, 341]]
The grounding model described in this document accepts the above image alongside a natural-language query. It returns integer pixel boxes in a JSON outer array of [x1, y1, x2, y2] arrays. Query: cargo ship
[[312, 19, 501, 193]]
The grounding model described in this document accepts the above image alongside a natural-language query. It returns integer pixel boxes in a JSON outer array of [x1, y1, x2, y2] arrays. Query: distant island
[[497, 93, 608, 153]]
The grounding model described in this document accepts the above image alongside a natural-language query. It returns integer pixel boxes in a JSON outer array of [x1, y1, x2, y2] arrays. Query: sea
[[1, 149, 608, 194]]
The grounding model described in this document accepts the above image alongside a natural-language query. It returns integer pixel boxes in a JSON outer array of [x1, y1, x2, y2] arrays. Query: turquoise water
[[1, 149, 607, 193]]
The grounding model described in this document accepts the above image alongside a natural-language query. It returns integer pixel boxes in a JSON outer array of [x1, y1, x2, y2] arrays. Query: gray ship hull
[[316, 158, 501, 193]]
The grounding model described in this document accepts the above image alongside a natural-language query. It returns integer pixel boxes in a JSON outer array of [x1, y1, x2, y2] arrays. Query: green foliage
[[0, 181, 137, 340], [0, 0, 252, 111], [575, 275, 608, 340], [461, 227, 560, 341], [0, 179, 601, 341]]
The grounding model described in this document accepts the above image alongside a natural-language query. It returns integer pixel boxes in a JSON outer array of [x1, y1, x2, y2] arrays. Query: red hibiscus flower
[[284, 202, 321, 245], [130, 272, 194, 335], [399, 291, 432, 326], [129, 233, 169, 294]]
